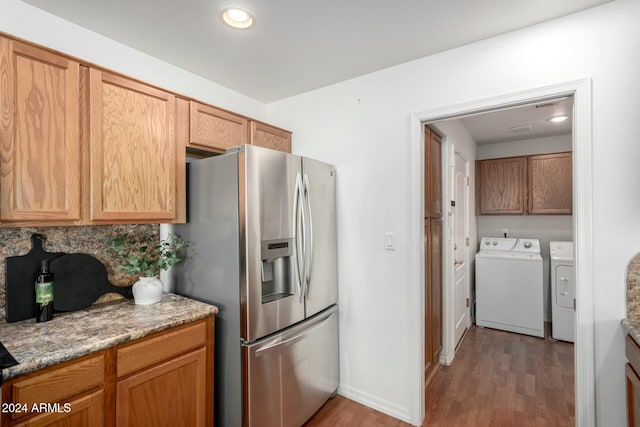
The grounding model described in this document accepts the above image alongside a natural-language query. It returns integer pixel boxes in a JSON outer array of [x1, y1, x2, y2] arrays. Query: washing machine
[[475, 237, 544, 338], [550, 241, 575, 342]]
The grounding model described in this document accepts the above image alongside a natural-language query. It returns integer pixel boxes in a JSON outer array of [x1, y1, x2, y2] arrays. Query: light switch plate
[[384, 232, 396, 251]]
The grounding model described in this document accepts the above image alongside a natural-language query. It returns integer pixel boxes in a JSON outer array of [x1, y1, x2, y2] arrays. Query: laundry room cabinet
[[476, 156, 527, 215], [528, 152, 572, 214], [476, 152, 572, 215]]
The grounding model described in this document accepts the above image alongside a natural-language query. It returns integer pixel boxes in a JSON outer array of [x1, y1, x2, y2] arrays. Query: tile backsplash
[[0, 224, 159, 319]]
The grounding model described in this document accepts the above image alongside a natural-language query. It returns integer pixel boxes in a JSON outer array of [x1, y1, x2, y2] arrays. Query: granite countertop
[[0, 293, 218, 381], [622, 319, 640, 345], [625, 254, 640, 343]]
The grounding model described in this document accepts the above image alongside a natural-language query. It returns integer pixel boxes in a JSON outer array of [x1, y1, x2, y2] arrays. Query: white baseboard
[[337, 385, 418, 426], [439, 347, 455, 366]]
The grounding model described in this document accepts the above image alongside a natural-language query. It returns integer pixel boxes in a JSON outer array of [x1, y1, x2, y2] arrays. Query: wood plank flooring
[[305, 325, 574, 427]]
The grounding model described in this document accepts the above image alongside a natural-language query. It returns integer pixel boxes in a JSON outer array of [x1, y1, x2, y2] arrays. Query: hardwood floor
[[425, 325, 574, 426], [305, 325, 574, 427], [304, 395, 411, 427]]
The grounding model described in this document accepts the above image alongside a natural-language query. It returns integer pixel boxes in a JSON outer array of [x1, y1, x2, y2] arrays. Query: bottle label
[[35, 282, 54, 305]]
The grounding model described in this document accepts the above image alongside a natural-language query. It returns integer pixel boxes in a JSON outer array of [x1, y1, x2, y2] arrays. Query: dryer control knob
[[492, 241, 497, 245], [524, 241, 532, 248]]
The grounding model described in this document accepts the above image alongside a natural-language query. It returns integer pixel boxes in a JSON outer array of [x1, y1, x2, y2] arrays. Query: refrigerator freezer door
[[243, 146, 306, 342], [302, 157, 338, 317], [244, 305, 339, 427]]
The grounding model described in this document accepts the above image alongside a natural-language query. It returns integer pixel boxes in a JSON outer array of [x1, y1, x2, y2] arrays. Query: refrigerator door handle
[[294, 173, 306, 302], [303, 173, 314, 299], [254, 308, 335, 356]]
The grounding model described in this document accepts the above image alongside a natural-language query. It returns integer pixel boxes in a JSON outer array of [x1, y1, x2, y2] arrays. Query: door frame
[[408, 79, 593, 426]]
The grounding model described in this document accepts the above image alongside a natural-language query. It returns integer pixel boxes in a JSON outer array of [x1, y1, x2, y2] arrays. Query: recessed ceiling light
[[220, 7, 255, 29], [548, 115, 570, 123]]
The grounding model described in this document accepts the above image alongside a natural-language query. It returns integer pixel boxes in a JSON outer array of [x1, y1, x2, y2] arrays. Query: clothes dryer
[[550, 241, 575, 342]]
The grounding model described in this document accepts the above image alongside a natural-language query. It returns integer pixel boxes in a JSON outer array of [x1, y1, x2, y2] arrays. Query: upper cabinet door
[[188, 101, 248, 153], [476, 156, 527, 215], [89, 69, 180, 222], [250, 121, 291, 153], [424, 126, 442, 219], [0, 38, 81, 224], [528, 152, 572, 215]]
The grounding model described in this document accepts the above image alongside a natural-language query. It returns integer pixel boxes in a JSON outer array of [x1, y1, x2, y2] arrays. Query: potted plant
[[107, 232, 189, 305]]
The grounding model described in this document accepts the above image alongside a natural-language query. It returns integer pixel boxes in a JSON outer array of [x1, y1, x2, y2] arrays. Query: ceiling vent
[[508, 124, 533, 134]]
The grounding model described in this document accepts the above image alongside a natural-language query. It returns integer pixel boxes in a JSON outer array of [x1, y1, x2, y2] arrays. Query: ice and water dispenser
[[260, 238, 295, 303]]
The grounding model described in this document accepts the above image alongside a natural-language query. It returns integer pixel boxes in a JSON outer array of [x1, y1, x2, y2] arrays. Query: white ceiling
[[458, 97, 574, 144], [22, 0, 610, 103]]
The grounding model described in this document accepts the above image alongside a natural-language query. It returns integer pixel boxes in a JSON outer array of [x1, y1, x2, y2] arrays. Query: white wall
[[476, 133, 572, 159], [267, 0, 640, 425], [0, 0, 266, 121], [477, 134, 574, 321]]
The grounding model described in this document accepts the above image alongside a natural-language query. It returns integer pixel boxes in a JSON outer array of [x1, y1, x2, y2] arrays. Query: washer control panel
[[479, 237, 517, 251], [516, 238, 541, 253]]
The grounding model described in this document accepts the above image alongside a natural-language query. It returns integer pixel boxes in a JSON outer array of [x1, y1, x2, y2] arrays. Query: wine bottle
[[35, 259, 54, 322]]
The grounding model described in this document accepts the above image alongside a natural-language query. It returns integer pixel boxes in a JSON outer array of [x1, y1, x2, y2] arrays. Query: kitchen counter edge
[[622, 319, 640, 345], [0, 293, 217, 381]]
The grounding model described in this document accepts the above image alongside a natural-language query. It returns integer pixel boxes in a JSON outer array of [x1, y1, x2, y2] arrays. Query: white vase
[[132, 276, 163, 305]]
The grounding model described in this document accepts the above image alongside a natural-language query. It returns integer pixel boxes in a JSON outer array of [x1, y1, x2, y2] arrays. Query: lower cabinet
[[1, 317, 214, 427], [116, 348, 206, 426], [13, 391, 105, 427], [627, 334, 640, 427]]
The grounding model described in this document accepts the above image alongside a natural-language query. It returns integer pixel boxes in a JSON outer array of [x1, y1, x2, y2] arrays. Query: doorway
[[409, 79, 594, 426]]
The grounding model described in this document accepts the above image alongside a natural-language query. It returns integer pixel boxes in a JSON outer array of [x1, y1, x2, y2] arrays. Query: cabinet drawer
[[116, 320, 208, 378], [10, 353, 104, 420]]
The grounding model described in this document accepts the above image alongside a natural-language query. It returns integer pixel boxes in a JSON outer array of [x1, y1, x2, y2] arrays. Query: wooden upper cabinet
[[477, 152, 572, 216], [476, 156, 527, 215], [528, 152, 572, 214], [88, 69, 184, 222], [250, 121, 291, 153], [0, 38, 81, 224], [424, 126, 442, 218], [188, 101, 248, 153]]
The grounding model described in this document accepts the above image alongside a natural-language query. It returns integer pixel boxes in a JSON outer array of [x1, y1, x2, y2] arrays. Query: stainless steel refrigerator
[[173, 144, 339, 427]]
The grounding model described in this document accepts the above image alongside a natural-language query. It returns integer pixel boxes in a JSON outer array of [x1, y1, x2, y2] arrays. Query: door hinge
[[466, 176, 470, 186], [573, 298, 576, 311], [466, 298, 470, 308], [465, 237, 470, 246]]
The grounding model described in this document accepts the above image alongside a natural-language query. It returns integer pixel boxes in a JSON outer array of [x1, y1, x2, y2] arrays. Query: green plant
[[107, 232, 189, 277]]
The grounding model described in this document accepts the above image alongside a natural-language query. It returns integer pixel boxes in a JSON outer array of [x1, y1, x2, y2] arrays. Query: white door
[[453, 153, 470, 347]]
